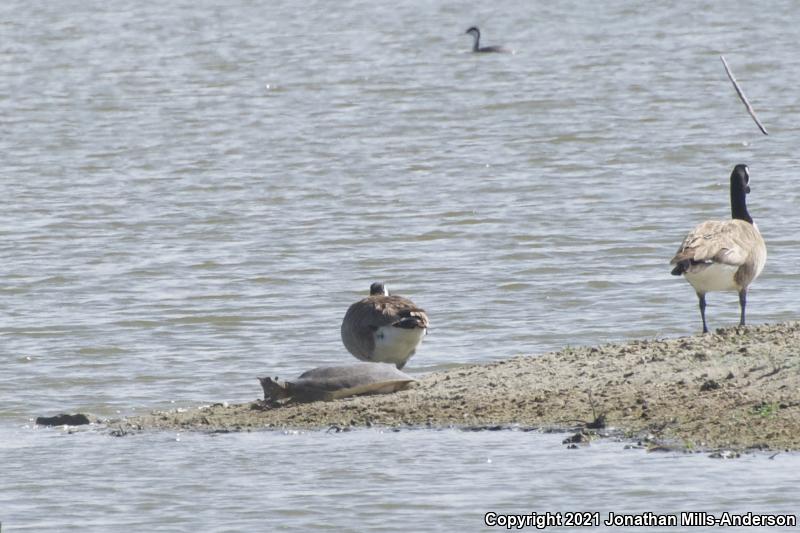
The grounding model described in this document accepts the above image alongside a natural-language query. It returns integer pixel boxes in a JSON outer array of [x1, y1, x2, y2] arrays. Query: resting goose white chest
[[670, 164, 767, 333], [341, 282, 429, 369]]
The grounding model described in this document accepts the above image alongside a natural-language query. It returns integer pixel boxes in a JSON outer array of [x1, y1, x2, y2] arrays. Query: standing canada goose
[[670, 164, 767, 333], [465, 27, 510, 54], [341, 282, 429, 369]]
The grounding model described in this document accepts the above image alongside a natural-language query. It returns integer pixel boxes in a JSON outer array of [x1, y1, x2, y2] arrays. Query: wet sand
[[113, 322, 800, 451]]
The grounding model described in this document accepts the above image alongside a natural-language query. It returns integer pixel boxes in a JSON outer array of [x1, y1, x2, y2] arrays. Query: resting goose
[[670, 164, 767, 333], [341, 282, 429, 369]]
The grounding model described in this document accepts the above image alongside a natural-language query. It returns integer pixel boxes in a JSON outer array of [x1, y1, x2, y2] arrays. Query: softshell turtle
[[259, 362, 416, 403]]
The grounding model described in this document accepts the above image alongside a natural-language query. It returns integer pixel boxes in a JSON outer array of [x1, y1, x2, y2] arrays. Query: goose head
[[730, 164, 753, 223], [369, 282, 389, 296]]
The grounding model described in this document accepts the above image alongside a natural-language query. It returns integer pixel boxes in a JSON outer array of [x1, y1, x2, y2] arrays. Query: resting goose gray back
[[670, 164, 767, 333], [340, 282, 429, 369]]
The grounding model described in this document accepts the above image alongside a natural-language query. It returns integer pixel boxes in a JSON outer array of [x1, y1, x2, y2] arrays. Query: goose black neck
[[730, 173, 753, 224]]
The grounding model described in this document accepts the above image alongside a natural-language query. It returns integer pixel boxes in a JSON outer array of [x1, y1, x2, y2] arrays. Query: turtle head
[[258, 376, 290, 401]]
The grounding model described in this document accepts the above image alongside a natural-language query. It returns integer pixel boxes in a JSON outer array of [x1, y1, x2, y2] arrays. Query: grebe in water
[[465, 27, 510, 53]]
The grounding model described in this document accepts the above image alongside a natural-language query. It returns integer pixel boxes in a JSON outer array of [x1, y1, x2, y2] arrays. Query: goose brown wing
[[671, 220, 750, 267], [385, 296, 429, 329]]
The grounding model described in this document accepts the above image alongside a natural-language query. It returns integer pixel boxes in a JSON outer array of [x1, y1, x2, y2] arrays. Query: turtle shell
[[289, 362, 416, 401]]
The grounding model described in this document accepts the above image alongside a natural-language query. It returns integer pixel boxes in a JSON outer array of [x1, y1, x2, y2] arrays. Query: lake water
[[2, 0, 799, 530]]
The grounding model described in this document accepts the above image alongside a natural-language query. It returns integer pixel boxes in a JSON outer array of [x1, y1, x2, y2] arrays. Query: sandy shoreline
[[109, 322, 800, 451]]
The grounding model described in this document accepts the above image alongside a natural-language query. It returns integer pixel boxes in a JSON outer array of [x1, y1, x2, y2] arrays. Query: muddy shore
[[111, 322, 800, 451]]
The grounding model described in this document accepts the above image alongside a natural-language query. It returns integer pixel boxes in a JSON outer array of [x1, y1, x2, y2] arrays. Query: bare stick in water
[[720, 55, 768, 136]]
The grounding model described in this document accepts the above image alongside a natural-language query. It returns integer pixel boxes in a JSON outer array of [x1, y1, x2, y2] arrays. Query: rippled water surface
[[3, 428, 800, 532], [2, 0, 799, 530]]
